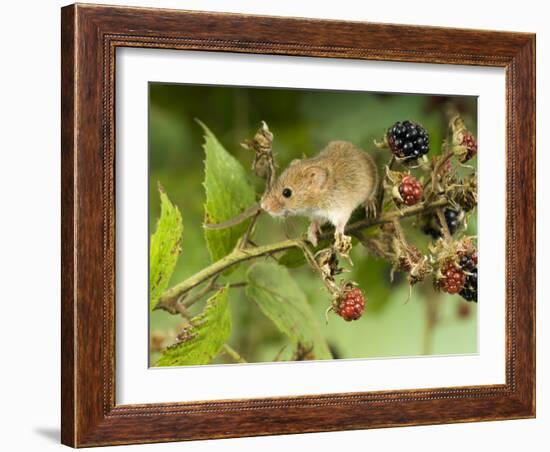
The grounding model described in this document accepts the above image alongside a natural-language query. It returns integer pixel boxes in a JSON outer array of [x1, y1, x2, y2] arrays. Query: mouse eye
[[282, 188, 292, 198]]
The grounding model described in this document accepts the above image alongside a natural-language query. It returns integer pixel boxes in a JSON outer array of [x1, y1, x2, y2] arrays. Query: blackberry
[[421, 208, 464, 239], [463, 133, 477, 161], [444, 208, 463, 235], [461, 131, 478, 162], [439, 261, 466, 294], [450, 116, 478, 163], [396, 244, 423, 273], [398, 175, 423, 206], [337, 287, 365, 321], [460, 272, 478, 302], [459, 251, 478, 302], [458, 252, 477, 272], [394, 244, 430, 286], [387, 120, 430, 162]]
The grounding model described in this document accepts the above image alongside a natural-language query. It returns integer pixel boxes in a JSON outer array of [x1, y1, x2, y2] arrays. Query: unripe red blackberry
[[439, 261, 466, 294], [336, 287, 365, 321], [458, 251, 478, 302], [398, 175, 423, 206], [450, 116, 478, 163], [460, 131, 478, 162], [387, 120, 430, 162]]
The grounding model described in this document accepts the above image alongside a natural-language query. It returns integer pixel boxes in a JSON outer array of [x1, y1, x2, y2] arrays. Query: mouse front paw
[[307, 222, 320, 247]]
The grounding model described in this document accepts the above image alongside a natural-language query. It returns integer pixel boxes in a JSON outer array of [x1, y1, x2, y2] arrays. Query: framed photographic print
[[61, 3, 536, 447]]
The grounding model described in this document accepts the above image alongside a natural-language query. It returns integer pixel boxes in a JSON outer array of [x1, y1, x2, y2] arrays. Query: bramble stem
[[319, 197, 448, 240], [435, 208, 452, 242], [222, 344, 247, 363], [429, 148, 454, 196], [157, 198, 449, 309], [182, 277, 218, 309], [239, 209, 261, 249], [154, 289, 248, 363], [391, 218, 406, 243], [298, 242, 339, 296], [376, 155, 395, 214], [158, 239, 300, 307]]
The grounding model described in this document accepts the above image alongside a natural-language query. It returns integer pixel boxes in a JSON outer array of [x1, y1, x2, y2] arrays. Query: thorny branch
[[429, 148, 454, 197], [156, 114, 477, 357], [156, 198, 449, 311], [435, 207, 452, 242], [222, 344, 247, 363], [155, 280, 248, 364]]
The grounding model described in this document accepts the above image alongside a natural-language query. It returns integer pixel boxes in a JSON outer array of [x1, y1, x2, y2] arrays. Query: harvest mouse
[[260, 140, 379, 247]]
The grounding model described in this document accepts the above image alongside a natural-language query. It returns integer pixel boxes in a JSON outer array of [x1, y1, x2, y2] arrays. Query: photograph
[[53, 2, 536, 447], [148, 84, 479, 367]]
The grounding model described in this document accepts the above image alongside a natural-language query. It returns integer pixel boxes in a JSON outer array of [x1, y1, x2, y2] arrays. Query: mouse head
[[260, 160, 328, 217]]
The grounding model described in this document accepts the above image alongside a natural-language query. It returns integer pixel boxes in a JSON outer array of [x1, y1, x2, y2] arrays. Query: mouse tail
[[203, 202, 262, 230]]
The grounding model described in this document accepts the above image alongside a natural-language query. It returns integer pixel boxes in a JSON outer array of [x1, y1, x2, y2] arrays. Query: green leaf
[[149, 186, 183, 311], [156, 287, 231, 366], [278, 247, 307, 268], [200, 121, 256, 263], [351, 256, 392, 314], [246, 262, 332, 359]]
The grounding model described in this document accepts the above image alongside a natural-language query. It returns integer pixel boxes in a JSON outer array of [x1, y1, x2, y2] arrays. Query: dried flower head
[[446, 175, 477, 212], [316, 248, 342, 280], [451, 115, 478, 163], [431, 236, 477, 294], [241, 121, 276, 184]]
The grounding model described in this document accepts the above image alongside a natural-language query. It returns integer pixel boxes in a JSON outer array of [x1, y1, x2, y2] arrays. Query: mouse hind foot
[[334, 232, 353, 263]]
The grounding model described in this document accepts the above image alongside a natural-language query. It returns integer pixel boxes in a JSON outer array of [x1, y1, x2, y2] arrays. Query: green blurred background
[[149, 83, 478, 365]]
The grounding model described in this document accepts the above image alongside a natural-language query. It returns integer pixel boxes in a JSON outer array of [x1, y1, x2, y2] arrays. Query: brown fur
[[261, 141, 378, 221]]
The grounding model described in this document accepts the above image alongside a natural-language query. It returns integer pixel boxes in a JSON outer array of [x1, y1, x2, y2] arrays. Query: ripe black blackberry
[[387, 120, 430, 162], [460, 271, 477, 302], [458, 252, 477, 272], [444, 208, 463, 235], [421, 208, 464, 239], [459, 252, 478, 302]]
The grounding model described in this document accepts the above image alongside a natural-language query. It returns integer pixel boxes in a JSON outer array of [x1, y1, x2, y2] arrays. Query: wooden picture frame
[[61, 3, 536, 447]]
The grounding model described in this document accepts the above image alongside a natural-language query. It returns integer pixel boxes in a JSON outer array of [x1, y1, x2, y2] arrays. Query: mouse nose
[[260, 196, 269, 211]]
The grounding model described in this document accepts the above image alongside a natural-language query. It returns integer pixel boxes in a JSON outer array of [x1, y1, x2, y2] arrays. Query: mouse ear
[[290, 158, 301, 166], [305, 166, 328, 190]]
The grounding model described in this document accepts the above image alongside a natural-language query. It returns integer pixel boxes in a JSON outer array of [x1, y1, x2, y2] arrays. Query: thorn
[[325, 306, 333, 325], [403, 284, 413, 304]]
